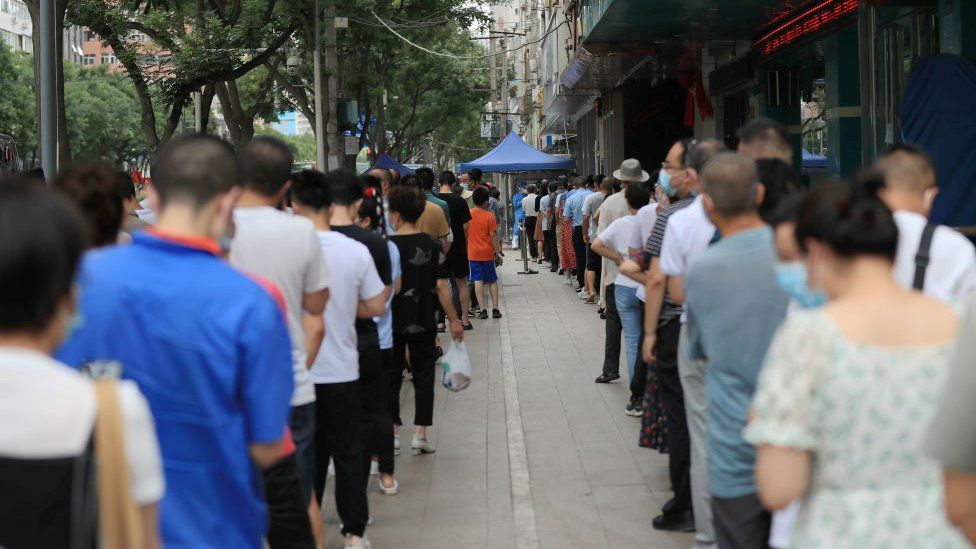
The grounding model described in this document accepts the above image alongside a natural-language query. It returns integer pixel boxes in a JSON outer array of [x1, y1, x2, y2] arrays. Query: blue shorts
[[469, 260, 498, 283]]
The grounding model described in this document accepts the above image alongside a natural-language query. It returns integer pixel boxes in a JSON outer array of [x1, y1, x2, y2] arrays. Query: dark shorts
[[448, 250, 470, 279], [586, 242, 602, 270], [469, 260, 498, 283]]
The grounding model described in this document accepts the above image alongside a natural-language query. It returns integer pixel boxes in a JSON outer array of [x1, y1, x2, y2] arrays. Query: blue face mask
[[460, 183, 469, 190], [774, 262, 827, 309], [658, 169, 678, 197]]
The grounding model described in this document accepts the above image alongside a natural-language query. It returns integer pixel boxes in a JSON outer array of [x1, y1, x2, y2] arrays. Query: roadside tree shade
[[458, 131, 576, 173], [900, 54, 976, 227], [363, 153, 415, 175]]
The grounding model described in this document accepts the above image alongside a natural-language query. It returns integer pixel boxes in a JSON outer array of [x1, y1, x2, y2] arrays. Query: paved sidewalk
[[320, 255, 693, 549]]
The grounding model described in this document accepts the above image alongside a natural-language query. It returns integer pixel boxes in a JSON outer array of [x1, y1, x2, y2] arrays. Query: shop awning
[[458, 131, 576, 173]]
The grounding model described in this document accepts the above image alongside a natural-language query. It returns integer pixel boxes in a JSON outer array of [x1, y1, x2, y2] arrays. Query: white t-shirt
[[522, 193, 538, 217], [0, 348, 164, 505], [312, 231, 386, 384], [230, 207, 330, 406], [893, 210, 976, 303], [596, 191, 633, 283], [375, 241, 401, 350], [635, 203, 659, 302], [598, 215, 644, 289], [659, 197, 716, 321]]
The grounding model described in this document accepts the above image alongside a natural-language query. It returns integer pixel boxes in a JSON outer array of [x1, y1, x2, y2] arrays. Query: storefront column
[[941, 0, 976, 56], [824, 26, 863, 176], [760, 68, 802, 170]]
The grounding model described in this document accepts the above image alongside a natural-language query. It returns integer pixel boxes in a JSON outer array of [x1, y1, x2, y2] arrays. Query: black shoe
[[492, 309, 502, 319], [625, 397, 644, 417], [652, 511, 695, 533], [594, 372, 620, 383], [477, 309, 489, 319], [558, 268, 565, 275], [462, 322, 474, 331]]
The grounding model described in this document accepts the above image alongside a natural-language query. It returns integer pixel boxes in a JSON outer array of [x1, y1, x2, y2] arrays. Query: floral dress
[[744, 309, 967, 549], [639, 367, 668, 453]]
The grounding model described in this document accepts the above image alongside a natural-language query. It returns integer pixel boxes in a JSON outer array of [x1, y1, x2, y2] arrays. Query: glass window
[[100, 53, 118, 65], [83, 54, 95, 66]]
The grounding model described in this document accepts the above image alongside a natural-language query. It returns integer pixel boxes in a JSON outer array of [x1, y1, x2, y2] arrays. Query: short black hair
[[470, 168, 483, 182], [489, 186, 500, 199], [794, 174, 898, 260], [473, 186, 490, 206], [116, 171, 136, 201], [415, 167, 436, 191], [240, 136, 294, 196], [387, 186, 426, 223], [324, 169, 363, 206], [53, 162, 125, 248], [0, 180, 86, 334], [757, 158, 800, 223], [399, 174, 422, 190], [624, 181, 651, 210], [439, 170, 457, 187], [151, 134, 240, 208], [737, 117, 790, 149], [290, 170, 332, 211]]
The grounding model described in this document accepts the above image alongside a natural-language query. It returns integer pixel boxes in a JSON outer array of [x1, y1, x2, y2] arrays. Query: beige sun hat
[[612, 158, 650, 182]]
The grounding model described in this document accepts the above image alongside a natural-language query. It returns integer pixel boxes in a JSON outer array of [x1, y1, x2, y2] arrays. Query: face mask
[[460, 183, 469, 190], [658, 170, 677, 197], [774, 261, 827, 309]]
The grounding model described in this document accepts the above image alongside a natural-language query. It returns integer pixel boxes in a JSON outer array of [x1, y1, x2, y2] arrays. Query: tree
[[0, 44, 39, 165]]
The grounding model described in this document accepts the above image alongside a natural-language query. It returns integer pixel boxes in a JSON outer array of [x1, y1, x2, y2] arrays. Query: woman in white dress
[[745, 177, 967, 548]]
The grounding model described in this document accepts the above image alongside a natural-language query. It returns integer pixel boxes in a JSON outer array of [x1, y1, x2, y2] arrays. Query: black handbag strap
[[913, 223, 937, 291]]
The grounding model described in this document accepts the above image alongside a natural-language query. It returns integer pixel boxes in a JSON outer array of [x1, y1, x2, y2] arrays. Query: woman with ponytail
[[745, 174, 966, 547]]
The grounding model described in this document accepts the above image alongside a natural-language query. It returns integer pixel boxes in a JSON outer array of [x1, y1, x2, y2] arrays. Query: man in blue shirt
[[512, 183, 526, 245], [685, 152, 788, 548], [58, 135, 294, 549], [563, 176, 593, 288]]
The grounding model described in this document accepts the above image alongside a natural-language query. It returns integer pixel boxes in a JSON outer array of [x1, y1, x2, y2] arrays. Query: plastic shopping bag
[[441, 340, 472, 392]]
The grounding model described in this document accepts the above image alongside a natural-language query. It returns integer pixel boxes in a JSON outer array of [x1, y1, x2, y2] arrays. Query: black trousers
[[572, 225, 586, 288], [392, 333, 437, 427], [656, 316, 692, 517], [358, 343, 388, 483], [602, 284, 622, 375], [376, 348, 396, 475], [630, 306, 649, 401], [313, 381, 368, 537], [264, 454, 316, 549], [525, 216, 538, 258], [543, 229, 557, 269]]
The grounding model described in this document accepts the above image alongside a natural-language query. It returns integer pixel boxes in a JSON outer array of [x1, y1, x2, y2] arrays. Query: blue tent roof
[[458, 131, 575, 173], [364, 153, 414, 175]]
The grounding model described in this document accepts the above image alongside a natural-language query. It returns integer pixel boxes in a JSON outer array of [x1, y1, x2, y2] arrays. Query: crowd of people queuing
[[520, 117, 976, 548], [0, 134, 509, 549]]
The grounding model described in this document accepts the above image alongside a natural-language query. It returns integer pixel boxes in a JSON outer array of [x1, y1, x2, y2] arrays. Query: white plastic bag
[[441, 340, 472, 392]]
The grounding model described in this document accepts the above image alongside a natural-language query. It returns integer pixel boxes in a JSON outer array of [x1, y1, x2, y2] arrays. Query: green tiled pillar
[[824, 26, 863, 176], [941, 0, 976, 56]]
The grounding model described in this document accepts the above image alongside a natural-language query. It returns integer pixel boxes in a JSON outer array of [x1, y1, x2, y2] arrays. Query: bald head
[[875, 145, 936, 196], [702, 152, 760, 217], [151, 134, 239, 208], [737, 118, 793, 166]]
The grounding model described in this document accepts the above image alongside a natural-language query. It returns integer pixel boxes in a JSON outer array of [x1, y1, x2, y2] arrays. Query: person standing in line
[[512, 183, 527, 248], [458, 171, 477, 209], [291, 172, 388, 549], [534, 180, 549, 264], [57, 135, 294, 548], [468, 186, 503, 319], [556, 180, 577, 284], [324, 171, 394, 547], [401, 173, 451, 254], [565, 176, 594, 291], [387, 186, 465, 456], [540, 182, 557, 271], [581, 178, 611, 303], [640, 138, 698, 532], [0, 180, 164, 548], [593, 159, 647, 384], [874, 144, 976, 302], [521, 184, 539, 260], [117, 170, 150, 238], [369, 168, 396, 236], [489, 186, 506, 245], [438, 171, 476, 331], [746, 175, 965, 548], [228, 137, 330, 506]]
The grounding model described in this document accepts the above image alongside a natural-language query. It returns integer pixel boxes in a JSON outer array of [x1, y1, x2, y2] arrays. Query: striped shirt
[[645, 196, 695, 323]]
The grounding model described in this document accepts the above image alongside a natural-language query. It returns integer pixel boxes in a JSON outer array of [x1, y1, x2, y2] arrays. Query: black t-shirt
[[390, 233, 449, 338], [332, 224, 392, 338], [437, 191, 472, 260]]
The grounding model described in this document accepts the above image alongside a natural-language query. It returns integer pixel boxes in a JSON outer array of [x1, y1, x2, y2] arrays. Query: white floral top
[[745, 309, 967, 548]]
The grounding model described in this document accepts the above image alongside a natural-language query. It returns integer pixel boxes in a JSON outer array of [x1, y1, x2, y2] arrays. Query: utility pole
[[39, 0, 57, 180], [488, 33, 498, 143], [324, 4, 340, 170], [313, 0, 326, 170]]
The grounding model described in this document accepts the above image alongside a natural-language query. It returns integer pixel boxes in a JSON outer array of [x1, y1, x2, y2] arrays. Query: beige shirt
[[418, 201, 450, 239], [596, 191, 633, 283]]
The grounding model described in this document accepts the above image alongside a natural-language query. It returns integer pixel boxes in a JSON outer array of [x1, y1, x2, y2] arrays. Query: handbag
[[94, 380, 145, 549]]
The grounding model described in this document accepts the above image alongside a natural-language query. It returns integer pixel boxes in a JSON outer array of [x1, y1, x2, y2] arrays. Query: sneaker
[[625, 397, 644, 417], [578, 289, 589, 299], [492, 309, 503, 319], [462, 321, 474, 331], [369, 460, 379, 476], [343, 535, 372, 548], [412, 437, 437, 455], [394, 435, 400, 456], [477, 309, 489, 319]]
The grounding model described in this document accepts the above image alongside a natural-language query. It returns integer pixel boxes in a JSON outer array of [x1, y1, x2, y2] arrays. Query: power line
[[370, 11, 568, 61]]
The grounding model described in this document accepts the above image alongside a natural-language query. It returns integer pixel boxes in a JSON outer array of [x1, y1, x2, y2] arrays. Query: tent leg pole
[[517, 220, 537, 275]]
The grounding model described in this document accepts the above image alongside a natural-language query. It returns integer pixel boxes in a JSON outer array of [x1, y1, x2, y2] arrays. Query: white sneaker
[[412, 437, 437, 455], [343, 535, 371, 548], [369, 460, 379, 476], [394, 435, 400, 456]]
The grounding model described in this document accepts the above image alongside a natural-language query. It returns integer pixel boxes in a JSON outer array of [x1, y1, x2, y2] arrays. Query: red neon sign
[[755, 0, 859, 57]]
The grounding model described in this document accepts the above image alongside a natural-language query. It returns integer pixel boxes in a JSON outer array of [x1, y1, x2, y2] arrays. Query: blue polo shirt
[[563, 188, 593, 226], [57, 231, 294, 548]]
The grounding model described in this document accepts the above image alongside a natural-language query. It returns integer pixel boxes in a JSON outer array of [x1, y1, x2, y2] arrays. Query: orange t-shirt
[[467, 208, 497, 261]]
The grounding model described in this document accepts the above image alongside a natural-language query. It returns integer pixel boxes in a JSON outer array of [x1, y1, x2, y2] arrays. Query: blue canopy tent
[[363, 153, 415, 175], [458, 131, 576, 173], [900, 54, 976, 228], [801, 149, 836, 174]]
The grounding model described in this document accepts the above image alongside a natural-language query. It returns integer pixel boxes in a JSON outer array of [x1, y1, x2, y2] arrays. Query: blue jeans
[[614, 284, 642, 384], [289, 402, 317, 504]]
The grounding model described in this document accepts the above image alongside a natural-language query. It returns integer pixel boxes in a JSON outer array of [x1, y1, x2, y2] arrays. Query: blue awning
[[363, 153, 415, 175], [801, 149, 835, 173], [458, 131, 576, 173]]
